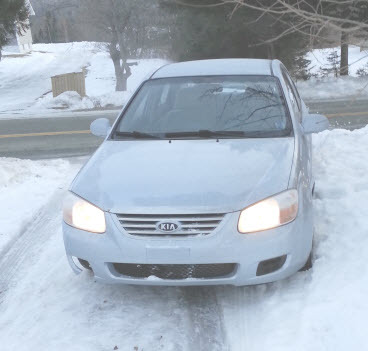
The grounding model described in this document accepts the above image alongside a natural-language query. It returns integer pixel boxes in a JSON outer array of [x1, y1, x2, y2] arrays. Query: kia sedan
[[62, 59, 328, 286]]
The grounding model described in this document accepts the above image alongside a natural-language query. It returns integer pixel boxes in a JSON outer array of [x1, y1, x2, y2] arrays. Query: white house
[[16, 0, 35, 54]]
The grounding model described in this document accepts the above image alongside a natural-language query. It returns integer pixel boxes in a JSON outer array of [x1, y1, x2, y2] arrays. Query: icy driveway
[[1, 127, 368, 350]]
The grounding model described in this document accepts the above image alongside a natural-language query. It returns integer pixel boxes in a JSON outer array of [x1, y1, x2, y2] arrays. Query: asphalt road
[[309, 98, 368, 130], [1, 98, 368, 159], [0, 111, 119, 159]]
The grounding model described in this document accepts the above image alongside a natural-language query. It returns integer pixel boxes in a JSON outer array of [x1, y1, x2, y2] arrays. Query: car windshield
[[113, 75, 292, 139]]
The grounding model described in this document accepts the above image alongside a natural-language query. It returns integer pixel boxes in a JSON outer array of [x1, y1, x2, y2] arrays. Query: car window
[[282, 69, 302, 122], [289, 76, 301, 104], [114, 75, 293, 139]]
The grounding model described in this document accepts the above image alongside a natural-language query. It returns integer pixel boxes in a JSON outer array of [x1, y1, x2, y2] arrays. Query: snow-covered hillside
[[1, 126, 368, 350], [0, 42, 167, 116]]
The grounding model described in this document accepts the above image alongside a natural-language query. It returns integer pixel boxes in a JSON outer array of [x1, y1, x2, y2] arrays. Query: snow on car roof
[[151, 59, 273, 78]]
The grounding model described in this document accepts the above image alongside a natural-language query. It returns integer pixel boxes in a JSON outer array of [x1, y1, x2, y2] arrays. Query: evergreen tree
[[320, 51, 340, 77], [0, 0, 29, 60], [207, 0, 368, 76], [292, 55, 313, 81], [356, 63, 368, 77], [323, 1, 368, 75], [160, 0, 309, 73]]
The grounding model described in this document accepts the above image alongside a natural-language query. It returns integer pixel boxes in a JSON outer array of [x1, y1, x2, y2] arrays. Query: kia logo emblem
[[156, 221, 180, 233]]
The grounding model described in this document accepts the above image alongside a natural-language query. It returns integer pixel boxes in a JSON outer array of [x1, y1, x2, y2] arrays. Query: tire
[[299, 251, 313, 271], [78, 258, 92, 270]]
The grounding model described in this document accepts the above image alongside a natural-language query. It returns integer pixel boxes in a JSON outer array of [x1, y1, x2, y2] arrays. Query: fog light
[[256, 255, 287, 276]]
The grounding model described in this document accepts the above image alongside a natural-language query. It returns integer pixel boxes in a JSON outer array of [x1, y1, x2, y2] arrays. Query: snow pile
[[1, 45, 21, 55], [221, 126, 368, 351], [0, 42, 168, 115], [33, 91, 95, 110], [297, 75, 368, 100], [0, 158, 75, 252], [297, 45, 368, 100]]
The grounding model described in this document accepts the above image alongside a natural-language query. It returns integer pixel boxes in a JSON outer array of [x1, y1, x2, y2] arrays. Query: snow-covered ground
[[298, 75, 368, 100], [0, 158, 79, 253], [306, 45, 368, 78], [1, 126, 368, 350], [0, 42, 167, 116], [221, 126, 368, 350], [298, 46, 368, 100], [1, 42, 368, 114]]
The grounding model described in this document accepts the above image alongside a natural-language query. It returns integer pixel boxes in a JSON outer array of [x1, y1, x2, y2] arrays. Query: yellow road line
[[0, 130, 90, 139], [326, 111, 368, 118]]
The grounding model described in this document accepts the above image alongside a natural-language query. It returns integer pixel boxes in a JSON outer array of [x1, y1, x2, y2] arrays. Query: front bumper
[[62, 209, 312, 286]]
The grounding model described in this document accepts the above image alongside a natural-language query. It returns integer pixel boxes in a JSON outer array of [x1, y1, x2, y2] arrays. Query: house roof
[[151, 59, 273, 79]]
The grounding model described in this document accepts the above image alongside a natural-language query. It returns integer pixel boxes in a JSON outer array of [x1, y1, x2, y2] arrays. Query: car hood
[[71, 138, 294, 214]]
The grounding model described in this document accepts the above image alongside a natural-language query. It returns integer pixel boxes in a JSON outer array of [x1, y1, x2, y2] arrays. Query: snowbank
[[297, 75, 368, 100], [0, 42, 168, 115], [0, 158, 76, 252], [221, 125, 368, 351], [297, 45, 368, 100]]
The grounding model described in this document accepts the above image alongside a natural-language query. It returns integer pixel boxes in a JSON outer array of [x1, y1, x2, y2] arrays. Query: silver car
[[62, 59, 328, 286]]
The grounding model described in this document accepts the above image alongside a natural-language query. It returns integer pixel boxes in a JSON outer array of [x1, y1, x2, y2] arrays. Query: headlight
[[63, 192, 106, 233], [238, 189, 298, 233]]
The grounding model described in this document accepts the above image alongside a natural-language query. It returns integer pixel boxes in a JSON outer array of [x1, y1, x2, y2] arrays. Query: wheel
[[78, 258, 92, 270], [299, 251, 312, 271]]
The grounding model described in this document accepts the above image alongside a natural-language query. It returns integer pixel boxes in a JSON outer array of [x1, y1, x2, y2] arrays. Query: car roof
[[151, 59, 274, 79]]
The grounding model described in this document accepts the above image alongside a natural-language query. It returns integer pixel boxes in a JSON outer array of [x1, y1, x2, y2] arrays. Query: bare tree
[[180, 0, 368, 76], [81, 0, 150, 91]]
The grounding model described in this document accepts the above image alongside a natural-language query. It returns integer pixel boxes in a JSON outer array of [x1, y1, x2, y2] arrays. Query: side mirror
[[302, 114, 329, 134], [90, 118, 111, 138]]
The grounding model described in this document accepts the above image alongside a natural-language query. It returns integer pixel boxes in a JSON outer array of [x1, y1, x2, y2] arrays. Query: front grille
[[115, 213, 225, 237], [112, 263, 236, 280]]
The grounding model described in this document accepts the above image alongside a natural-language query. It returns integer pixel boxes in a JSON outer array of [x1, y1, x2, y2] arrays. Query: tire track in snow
[[0, 189, 65, 305], [216, 285, 260, 351], [0, 157, 83, 303], [181, 286, 229, 351], [0, 190, 194, 350], [0, 189, 226, 351]]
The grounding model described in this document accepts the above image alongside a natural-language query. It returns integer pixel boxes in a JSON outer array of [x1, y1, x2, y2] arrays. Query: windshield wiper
[[165, 130, 245, 139], [114, 129, 290, 140], [165, 130, 291, 139], [114, 131, 162, 139]]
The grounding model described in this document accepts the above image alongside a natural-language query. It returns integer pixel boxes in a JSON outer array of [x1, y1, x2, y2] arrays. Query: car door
[[281, 67, 313, 204]]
